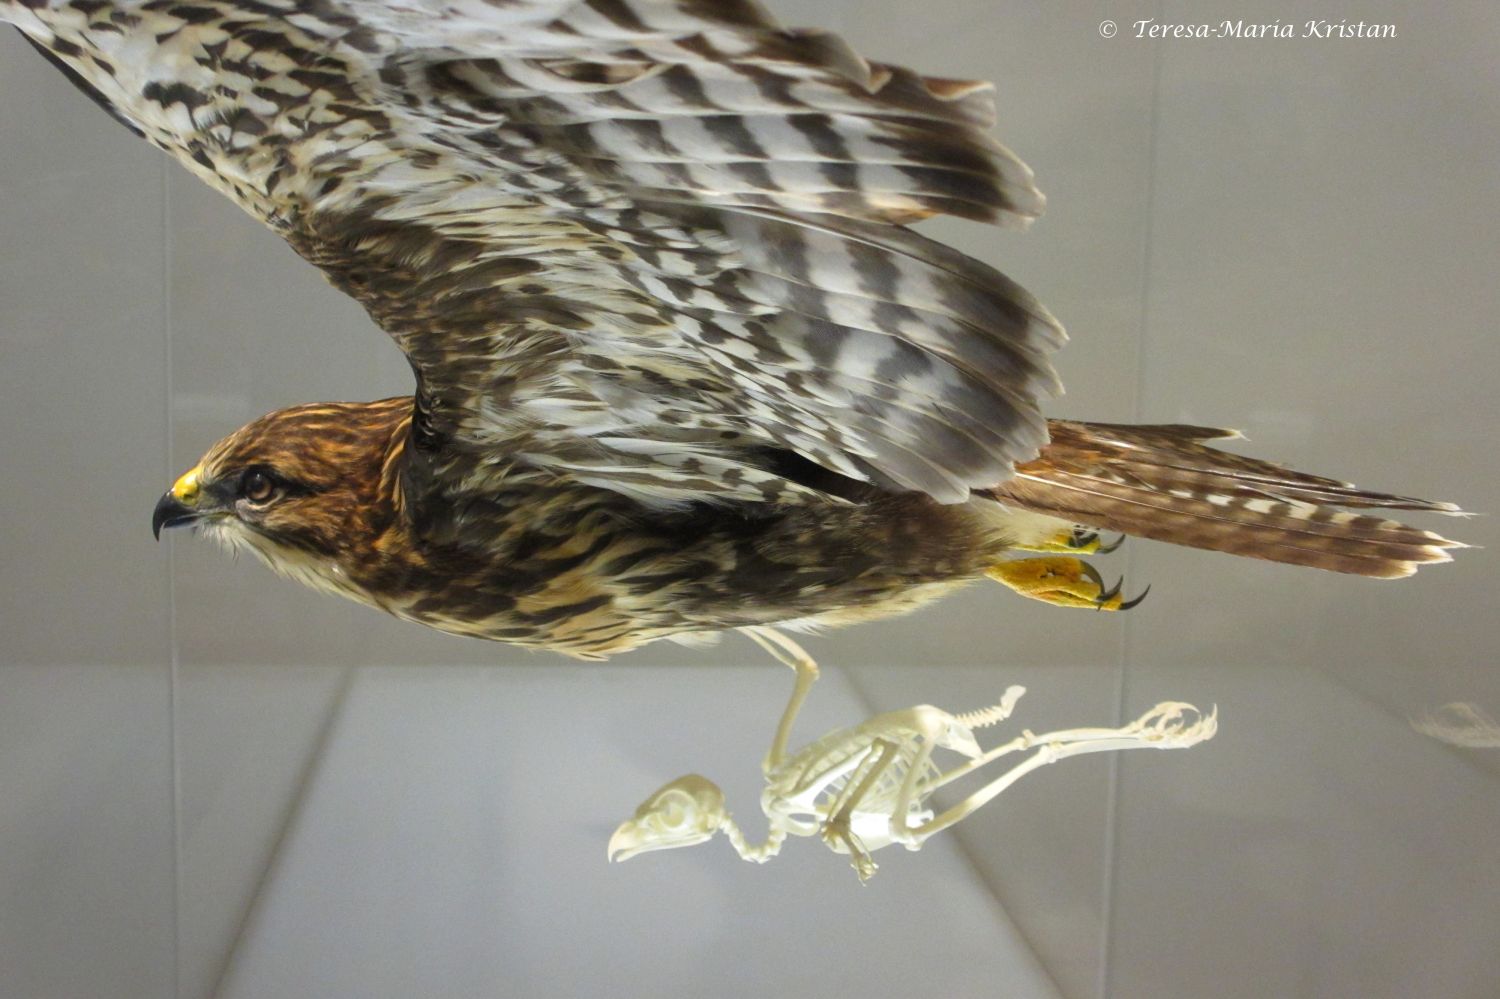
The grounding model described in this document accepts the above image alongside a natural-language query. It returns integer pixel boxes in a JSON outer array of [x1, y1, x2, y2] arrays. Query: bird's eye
[[242, 470, 277, 504]]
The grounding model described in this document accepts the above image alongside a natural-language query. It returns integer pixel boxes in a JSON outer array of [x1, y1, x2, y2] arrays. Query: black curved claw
[[1118, 585, 1153, 611], [1068, 528, 1099, 550], [1077, 560, 1107, 593], [1094, 575, 1124, 610], [1096, 534, 1127, 555]]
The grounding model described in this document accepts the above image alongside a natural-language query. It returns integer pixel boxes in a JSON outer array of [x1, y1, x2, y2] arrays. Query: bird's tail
[[986, 420, 1466, 578]]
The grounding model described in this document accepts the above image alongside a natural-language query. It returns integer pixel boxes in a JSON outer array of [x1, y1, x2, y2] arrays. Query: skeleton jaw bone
[[610, 628, 1218, 881]]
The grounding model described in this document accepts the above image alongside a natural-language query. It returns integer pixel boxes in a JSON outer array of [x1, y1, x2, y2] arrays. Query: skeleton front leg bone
[[608, 628, 1218, 881]]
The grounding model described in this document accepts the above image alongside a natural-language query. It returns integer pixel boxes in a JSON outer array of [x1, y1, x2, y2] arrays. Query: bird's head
[[151, 399, 409, 567], [607, 774, 728, 863]]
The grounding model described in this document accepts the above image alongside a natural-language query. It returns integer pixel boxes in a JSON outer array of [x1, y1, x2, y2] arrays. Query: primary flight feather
[[5, 0, 1464, 657]]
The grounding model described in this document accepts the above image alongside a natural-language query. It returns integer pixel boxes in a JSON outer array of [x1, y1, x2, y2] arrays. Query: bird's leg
[[987, 556, 1148, 611], [740, 626, 820, 774], [820, 738, 901, 883], [1011, 526, 1125, 555], [884, 693, 1025, 852], [901, 702, 1218, 847], [885, 720, 949, 851]]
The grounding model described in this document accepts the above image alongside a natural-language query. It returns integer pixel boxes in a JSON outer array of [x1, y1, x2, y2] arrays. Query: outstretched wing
[[8, 0, 1064, 506]]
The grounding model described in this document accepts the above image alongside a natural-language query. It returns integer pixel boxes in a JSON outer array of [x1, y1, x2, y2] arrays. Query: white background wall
[[2, 2, 1497, 997]]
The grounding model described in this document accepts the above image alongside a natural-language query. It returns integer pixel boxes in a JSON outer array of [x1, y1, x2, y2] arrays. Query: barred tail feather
[[990, 421, 1466, 579]]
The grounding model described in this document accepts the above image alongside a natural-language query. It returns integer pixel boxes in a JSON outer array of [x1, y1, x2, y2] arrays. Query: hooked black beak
[[152, 492, 201, 540], [155, 463, 208, 540]]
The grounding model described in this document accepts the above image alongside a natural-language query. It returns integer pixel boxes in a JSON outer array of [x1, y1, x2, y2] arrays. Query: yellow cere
[[171, 465, 203, 505]]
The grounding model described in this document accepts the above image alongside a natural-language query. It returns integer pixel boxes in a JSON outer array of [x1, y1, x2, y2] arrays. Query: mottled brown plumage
[[185, 397, 1012, 657], [8, 0, 1465, 658]]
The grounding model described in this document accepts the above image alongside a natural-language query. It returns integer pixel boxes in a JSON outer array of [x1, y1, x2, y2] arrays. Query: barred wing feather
[[5, 0, 1061, 506]]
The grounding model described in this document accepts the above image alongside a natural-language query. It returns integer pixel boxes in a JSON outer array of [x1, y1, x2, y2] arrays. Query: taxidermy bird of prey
[[7, 0, 1464, 659]]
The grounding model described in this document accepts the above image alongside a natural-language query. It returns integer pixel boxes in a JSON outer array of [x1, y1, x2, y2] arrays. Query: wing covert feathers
[[992, 422, 1466, 578], [3, 0, 1058, 507], [13, 0, 1458, 552]]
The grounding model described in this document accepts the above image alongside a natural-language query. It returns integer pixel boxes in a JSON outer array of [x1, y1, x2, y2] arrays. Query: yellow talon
[[987, 556, 1147, 611], [1012, 527, 1123, 556], [988, 556, 1109, 608]]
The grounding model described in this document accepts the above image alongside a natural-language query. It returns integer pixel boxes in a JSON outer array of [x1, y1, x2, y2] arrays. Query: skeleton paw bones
[[609, 627, 1218, 881]]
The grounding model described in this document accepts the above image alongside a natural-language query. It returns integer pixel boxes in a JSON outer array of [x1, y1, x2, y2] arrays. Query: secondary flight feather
[[3, 0, 1463, 660]]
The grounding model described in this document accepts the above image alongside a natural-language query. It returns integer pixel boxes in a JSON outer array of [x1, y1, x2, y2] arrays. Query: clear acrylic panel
[[1, 3, 1497, 997]]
